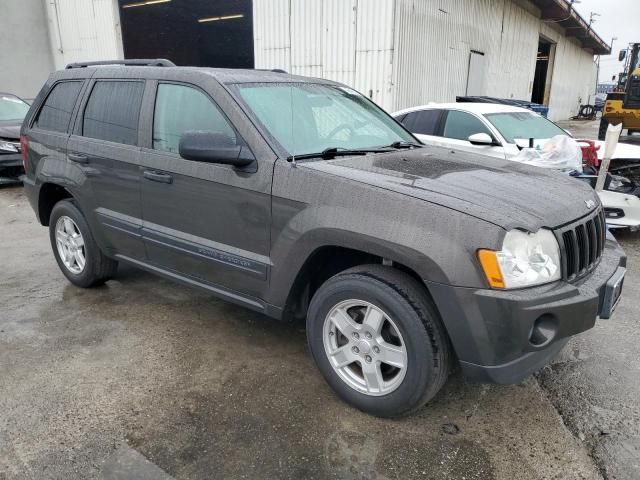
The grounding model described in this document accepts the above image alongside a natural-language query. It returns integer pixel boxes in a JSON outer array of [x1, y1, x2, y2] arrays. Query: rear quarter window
[[82, 81, 145, 146], [34, 81, 83, 133], [402, 110, 442, 135]]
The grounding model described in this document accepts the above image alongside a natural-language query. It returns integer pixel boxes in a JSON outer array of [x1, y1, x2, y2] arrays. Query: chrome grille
[[557, 208, 605, 280]]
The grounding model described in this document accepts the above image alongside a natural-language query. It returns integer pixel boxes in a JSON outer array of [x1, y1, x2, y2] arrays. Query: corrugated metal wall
[[393, 0, 540, 111], [43, 0, 123, 70], [253, 0, 396, 107], [540, 22, 598, 120], [254, 0, 597, 120]]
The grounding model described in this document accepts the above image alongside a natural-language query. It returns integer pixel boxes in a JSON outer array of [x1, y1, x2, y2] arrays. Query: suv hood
[[302, 145, 600, 230], [0, 122, 21, 140]]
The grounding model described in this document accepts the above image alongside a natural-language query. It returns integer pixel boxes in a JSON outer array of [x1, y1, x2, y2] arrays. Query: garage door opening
[[117, 0, 254, 68], [531, 38, 555, 105]]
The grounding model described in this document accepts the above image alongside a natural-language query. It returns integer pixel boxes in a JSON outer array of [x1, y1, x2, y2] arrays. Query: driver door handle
[[143, 170, 173, 184], [68, 153, 88, 164]]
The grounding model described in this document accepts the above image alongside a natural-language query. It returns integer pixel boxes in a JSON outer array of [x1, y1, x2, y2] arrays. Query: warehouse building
[[2, 0, 609, 121]]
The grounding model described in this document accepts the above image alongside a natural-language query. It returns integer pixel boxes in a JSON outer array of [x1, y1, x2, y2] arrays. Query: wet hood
[[302, 145, 600, 230], [0, 122, 21, 140]]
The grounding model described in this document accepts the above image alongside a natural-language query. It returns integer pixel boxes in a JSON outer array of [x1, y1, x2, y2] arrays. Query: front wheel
[[306, 265, 451, 417]]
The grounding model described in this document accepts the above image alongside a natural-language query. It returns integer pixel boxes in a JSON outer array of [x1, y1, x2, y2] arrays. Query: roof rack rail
[[65, 59, 176, 69], [254, 68, 288, 74]]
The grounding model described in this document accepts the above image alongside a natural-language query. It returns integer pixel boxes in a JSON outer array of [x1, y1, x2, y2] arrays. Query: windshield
[[234, 83, 414, 156], [484, 111, 566, 143], [0, 95, 30, 122]]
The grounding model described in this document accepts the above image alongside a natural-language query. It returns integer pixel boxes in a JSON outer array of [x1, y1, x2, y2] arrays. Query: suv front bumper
[[426, 232, 626, 384], [0, 153, 23, 169]]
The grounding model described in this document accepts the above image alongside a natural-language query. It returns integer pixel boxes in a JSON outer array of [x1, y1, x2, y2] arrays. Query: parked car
[[21, 61, 626, 417], [0, 93, 30, 183], [392, 102, 640, 229]]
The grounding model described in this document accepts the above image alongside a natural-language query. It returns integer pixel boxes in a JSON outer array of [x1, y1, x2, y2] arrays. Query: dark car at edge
[[0, 93, 30, 183]]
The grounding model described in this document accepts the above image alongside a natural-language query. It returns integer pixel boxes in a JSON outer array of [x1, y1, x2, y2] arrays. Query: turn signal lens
[[477, 249, 505, 289], [20, 135, 28, 173]]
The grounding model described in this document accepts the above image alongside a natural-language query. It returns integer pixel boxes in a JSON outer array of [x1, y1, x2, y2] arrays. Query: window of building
[[153, 83, 236, 154], [83, 81, 144, 146], [34, 81, 83, 133]]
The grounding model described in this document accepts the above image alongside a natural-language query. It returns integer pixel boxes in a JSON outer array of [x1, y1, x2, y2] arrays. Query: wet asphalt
[[1, 123, 638, 479]]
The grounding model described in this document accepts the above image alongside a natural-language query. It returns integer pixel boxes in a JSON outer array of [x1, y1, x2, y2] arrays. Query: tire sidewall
[[49, 200, 100, 288], [307, 275, 438, 416]]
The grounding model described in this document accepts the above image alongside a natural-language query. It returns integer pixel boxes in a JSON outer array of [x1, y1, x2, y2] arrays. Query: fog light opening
[[529, 314, 557, 347]]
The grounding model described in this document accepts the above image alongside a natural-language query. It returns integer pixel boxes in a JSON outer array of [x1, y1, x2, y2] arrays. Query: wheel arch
[[38, 182, 74, 226], [271, 231, 448, 322]]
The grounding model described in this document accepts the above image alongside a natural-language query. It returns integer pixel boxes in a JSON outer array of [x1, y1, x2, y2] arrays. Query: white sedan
[[392, 103, 640, 229]]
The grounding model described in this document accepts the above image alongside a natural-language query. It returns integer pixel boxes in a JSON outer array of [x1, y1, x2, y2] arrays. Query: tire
[[306, 265, 451, 417], [49, 199, 117, 287], [598, 118, 608, 141]]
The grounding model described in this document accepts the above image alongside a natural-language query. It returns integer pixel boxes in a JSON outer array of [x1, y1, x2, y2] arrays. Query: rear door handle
[[68, 153, 88, 164], [143, 170, 173, 184]]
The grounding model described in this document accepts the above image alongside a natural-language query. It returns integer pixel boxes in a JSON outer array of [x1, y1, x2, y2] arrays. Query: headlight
[[0, 141, 19, 153], [478, 229, 561, 289]]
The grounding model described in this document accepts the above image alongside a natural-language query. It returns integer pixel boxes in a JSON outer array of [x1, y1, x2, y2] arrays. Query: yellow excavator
[[600, 43, 640, 140]]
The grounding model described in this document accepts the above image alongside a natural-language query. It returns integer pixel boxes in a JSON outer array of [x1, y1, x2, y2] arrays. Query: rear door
[[440, 110, 506, 159], [139, 80, 272, 300], [26, 79, 86, 191], [67, 78, 146, 260]]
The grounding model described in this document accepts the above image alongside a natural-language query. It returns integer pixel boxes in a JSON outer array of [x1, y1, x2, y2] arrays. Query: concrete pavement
[[0, 185, 604, 480]]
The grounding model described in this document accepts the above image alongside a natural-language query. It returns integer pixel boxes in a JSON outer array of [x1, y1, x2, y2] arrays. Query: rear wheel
[[49, 199, 117, 287], [306, 265, 451, 417], [598, 118, 609, 140]]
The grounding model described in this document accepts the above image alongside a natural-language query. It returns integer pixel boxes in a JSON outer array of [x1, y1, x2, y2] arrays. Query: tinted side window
[[34, 81, 83, 133], [443, 110, 491, 140], [153, 83, 236, 154], [407, 110, 441, 135], [83, 81, 144, 146]]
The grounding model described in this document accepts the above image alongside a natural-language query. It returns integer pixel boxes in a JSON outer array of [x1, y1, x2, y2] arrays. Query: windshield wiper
[[287, 146, 393, 161], [387, 140, 424, 149]]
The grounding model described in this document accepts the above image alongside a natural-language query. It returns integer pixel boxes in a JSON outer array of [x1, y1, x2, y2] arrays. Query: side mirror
[[612, 75, 617, 81], [468, 132, 496, 146], [179, 131, 256, 172], [619, 49, 627, 62]]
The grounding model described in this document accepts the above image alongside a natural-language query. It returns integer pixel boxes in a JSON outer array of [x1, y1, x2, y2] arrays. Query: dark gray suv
[[21, 60, 626, 417]]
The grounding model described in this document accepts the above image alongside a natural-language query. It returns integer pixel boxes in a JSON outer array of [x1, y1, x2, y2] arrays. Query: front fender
[[266, 168, 504, 307]]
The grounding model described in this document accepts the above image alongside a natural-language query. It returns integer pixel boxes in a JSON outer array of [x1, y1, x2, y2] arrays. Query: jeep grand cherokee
[[21, 60, 626, 417]]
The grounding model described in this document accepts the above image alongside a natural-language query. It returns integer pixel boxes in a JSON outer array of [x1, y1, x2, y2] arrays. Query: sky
[[572, 0, 639, 83]]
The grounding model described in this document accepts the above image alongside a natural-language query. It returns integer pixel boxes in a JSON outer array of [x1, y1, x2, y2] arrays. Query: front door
[[67, 79, 146, 260], [139, 82, 272, 299]]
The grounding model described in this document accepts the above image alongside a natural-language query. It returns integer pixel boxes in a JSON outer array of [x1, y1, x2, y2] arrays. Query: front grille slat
[[563, 230, 578, 278], [558, 208, 605, 281], [586, 220, 597, 264], [594, 214, 602, 256], [575, 224, 588, 272]]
